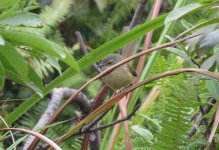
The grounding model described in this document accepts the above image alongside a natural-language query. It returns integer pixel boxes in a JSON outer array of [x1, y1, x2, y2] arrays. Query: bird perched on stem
[[98, 53, 137, 90]]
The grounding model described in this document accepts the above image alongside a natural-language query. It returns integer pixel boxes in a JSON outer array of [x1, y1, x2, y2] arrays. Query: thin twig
[[187, 98, 216, 138], [0, 116, 16, 150], [75, 31, 101, 73], [0, 131, 20, 142], [81, 108, 111, 132], [0, 128, 62, 150], [130, 0, 148, 29], [74, 104, 140, 135]]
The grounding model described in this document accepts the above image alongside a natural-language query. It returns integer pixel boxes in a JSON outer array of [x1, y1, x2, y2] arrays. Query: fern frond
[[153, 81, 199, 150], [101, 0, 137, 41], [132, 136, 153, 150], [114, 136, 153, 150], [45, 29, 65, 46], [40, 0, 74, 34], [30, 57, 54, 78]]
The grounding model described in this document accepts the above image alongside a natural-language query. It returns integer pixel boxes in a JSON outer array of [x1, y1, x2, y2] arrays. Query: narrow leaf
[[165, 47, 192, 63], [6, 136, 27, 150], [177, 18, 219, 39], [0, 12, 43, 27], [181, 19, 193, 29], [45, 54, 62, 75], [139, 114, 162, 130], [198, 28, 219, 54], [0, 44, 43, 93], [0, 41, 28, 78], [0, 30, 80, 72], [26, 66, 44, 95], [199, 0, 217, 3], [3, 65, 43, 94], [201, 50, 219, 70], [132, 125, 153, 144], [165, 2, 218, 24], [0, 61, 4, 91], [0, 0, 21, 9], [0, 35, 5, 45], [206, 80, 219, 100]]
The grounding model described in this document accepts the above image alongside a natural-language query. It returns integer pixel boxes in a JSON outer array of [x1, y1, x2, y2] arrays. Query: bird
[[98, 53, 137, 90]]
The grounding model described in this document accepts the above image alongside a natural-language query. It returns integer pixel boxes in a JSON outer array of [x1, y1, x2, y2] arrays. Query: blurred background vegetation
[[1, 0, 219, 149]]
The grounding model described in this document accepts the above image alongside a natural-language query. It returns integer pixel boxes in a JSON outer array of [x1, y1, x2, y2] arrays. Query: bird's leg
[[115, 83, 133, 95]]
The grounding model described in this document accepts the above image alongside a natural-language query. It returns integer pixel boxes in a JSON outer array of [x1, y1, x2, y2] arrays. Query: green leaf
[[165, 2, 217, 24], [0, 12, 43, 27], [198, 28, 219, 55], [0, 5, 17, 19], [201, 50, 219, 70], [131, 125, 153, 144], [26, 66, 44, 95], [95, 0, 107, 12], [1, 58, 43, 94], [177, 18, 219, 39], [0, 42, 43, 93], [0, 0, 21, 9], [4, 69, 25, 84], [165, 47, 192, 63], [139, 114, 162, 130], [206, 79, 219, 100], [181, 19, 193, 29], [0, 30, 80, 72], [0, 61, 4, 90], [0, 35, 5, 45], [198, 0, 217, 3], [78, 13, 168, 70], [45, 54, 62, 75], [0, 41, 28, 78], [5, 13, 167, 125]]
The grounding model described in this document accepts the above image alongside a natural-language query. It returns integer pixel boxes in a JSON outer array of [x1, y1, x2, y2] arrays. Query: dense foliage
[[1, 0, 219, 149]]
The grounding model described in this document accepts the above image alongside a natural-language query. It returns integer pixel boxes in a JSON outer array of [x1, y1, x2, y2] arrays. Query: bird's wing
[[128, 64, 137, 77]]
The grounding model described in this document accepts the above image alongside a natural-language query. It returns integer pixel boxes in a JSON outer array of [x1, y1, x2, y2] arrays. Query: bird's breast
[[101, 65, 134, 90]]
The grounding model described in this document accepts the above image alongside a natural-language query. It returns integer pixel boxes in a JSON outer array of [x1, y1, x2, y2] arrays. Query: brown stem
[[81, 85, 109, 150]]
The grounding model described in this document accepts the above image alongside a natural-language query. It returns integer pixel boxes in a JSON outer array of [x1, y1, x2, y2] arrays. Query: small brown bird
[[98, 53, 137, 90]]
